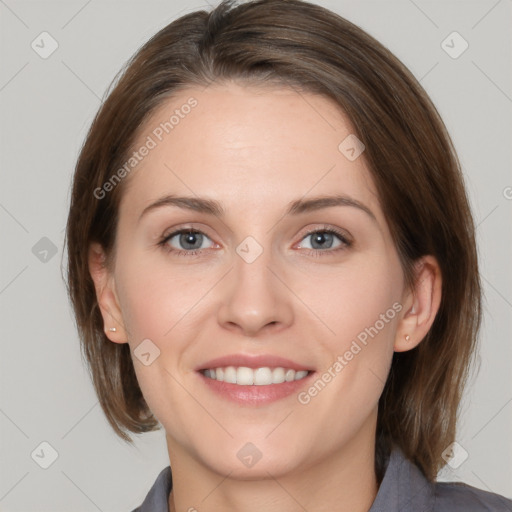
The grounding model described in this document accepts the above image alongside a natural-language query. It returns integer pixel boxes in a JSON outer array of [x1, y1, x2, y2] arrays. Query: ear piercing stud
[[405, 334, 410, 341], [108, 327, 117, 332]]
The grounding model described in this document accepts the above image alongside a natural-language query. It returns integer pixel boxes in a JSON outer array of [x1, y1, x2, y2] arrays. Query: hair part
[[64, 0, 481, 481]]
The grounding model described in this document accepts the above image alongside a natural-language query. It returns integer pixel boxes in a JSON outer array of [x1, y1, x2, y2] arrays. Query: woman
[[65, 0, 512, 510]]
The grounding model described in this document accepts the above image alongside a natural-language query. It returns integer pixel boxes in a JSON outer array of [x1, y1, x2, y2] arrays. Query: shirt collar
[[134, 446, 434, 512], [368, 446, 434, 512]]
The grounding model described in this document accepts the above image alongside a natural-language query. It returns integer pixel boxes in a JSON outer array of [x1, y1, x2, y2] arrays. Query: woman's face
[[104, 82, 410, 478]]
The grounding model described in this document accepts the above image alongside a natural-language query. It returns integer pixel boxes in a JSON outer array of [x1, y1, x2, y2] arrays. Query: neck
[[167, 422, 379, 512]]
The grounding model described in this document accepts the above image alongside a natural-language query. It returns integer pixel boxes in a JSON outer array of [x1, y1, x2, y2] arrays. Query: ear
[[394, 255, 442, 352], [88, 242, 128, 344]]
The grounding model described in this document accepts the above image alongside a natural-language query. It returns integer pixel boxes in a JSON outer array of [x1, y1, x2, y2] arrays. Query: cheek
[[116, 257, 208, 343], [114, 261, 208, 432], [313, 256, 401, 395], [311, 254, 402, 345]]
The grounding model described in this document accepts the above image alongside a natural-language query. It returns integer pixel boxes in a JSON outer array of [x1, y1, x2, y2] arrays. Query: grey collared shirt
[[132, 447, 512, 511]]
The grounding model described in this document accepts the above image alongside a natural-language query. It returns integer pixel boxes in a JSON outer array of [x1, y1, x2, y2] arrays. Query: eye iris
[[180, 231, 202, 250], [311, 232, 333, 249]]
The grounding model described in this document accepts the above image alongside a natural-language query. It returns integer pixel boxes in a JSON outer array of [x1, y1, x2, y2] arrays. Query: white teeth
[[254, 367, 272, 385], [237, 367, 254, 385], [295, 370, 308, 380], [224, 366, 237, 384], [202, 366, 310, 385], [272, 367, 285, 384], [285, 369, 295, 382]]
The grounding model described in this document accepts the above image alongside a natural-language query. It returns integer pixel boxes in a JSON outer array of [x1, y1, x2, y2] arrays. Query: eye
[[296, 228, 351, 255], [158, 226, 352, 258], [158, 229, 215, 256]]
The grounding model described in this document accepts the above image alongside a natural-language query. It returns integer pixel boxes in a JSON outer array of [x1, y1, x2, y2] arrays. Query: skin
[[89, 81, 442, 512]]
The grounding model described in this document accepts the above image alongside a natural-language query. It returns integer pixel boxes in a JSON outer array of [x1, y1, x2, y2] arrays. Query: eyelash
[[157, 226, 352, 258]]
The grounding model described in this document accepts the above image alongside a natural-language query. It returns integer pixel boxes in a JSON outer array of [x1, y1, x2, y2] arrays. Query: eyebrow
[[137, 194, 377, 224]]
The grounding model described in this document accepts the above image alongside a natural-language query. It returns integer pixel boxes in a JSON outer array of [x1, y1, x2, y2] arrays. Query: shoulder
[[374, 446, 512, 512], [433, 480, 512, 511], [130, 466, 173, 512]]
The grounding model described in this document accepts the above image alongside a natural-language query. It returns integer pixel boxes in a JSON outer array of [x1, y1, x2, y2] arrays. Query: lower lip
[[198, 371, 315, 405]]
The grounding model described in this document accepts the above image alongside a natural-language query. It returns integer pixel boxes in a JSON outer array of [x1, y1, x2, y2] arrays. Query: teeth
[[272, 367, 285, 384], [237, 367, 254, 385], [254, 367, 272, 385], [202, 366, 310, 385], [224, 366, 237, 384]]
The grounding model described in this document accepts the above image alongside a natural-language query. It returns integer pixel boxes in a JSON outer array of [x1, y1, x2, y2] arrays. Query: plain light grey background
[[0, 0, 511, 510]]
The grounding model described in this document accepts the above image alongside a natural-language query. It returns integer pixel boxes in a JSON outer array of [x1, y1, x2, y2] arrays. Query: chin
[[209, 454, 302, 481]]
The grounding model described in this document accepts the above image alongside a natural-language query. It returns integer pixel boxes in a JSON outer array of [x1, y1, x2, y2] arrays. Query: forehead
[[119, 81, 381, 222]]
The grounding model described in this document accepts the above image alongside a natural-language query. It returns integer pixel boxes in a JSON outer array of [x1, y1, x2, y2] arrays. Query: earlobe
[[394, 255, 442, 353], [88, 242, 129, 344]]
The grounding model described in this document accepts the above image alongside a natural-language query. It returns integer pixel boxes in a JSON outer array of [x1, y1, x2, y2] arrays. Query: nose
[[217, 242, 294, 337]]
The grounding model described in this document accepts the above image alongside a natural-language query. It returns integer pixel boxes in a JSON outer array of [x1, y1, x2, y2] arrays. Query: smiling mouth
[[200, 366, 311, 386]]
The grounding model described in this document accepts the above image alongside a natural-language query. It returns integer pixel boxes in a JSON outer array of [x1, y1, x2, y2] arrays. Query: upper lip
[[196, 354, 314, 372]]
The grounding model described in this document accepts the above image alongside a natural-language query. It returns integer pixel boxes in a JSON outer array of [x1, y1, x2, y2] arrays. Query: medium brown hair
[[64, 0, 481, 481]]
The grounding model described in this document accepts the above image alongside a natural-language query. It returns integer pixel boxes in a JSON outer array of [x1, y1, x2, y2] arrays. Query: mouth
[[195, 354, 315, 405], [200, 366, 311, 386]]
